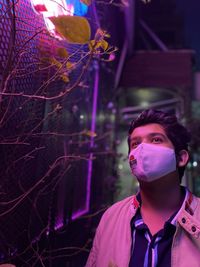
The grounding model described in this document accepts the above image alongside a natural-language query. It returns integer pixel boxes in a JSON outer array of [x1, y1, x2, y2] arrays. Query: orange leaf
[[83, 130, 97, 137]]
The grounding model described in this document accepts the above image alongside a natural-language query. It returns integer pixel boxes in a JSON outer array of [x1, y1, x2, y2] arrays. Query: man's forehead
[[130, 123, 167, 138]]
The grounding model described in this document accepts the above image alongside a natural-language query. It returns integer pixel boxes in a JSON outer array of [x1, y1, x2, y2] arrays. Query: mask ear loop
[[173, 151, 182, 184], [174, 149, 180, 168]]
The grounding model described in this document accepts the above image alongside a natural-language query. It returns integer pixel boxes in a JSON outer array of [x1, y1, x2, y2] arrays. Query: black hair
[[128, 109, 191, 181]]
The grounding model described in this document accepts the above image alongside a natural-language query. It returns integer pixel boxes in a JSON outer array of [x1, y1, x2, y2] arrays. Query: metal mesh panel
[[0, 0, 95, 264], [0, 0, 46, 261]]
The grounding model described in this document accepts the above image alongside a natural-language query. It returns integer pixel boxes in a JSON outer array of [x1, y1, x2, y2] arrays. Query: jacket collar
[[177, 191, 200, 238], [131, 188, 200, 238]]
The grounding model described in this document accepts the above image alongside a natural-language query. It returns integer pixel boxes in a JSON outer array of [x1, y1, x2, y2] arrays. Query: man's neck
[[138, 172, 185, 235], [139, 171, 184, 212]]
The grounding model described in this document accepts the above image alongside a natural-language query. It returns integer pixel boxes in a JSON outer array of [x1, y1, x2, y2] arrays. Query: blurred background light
[[31, 0, 88, 38], [193, 161, 198, 167]]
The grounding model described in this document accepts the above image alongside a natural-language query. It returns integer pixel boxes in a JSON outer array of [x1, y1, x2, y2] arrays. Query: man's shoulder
[[189, 192, 200, 219], [101, 195, 135, 221], [192, 193, 200, 206], [193, 194, 200, 201], [191, 192, 200, 204]]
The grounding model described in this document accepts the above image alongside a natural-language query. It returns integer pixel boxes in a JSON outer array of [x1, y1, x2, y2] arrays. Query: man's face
[[129, 123, 174, 152]]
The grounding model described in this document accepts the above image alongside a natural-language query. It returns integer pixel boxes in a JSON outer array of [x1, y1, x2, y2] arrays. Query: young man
[[86, 109, 200, 267]]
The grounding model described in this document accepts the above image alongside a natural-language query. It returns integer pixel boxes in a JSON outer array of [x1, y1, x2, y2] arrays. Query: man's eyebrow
[[130, 136, 141, 141], [149, 132, 167, 138], [130, 133, 167, 140]]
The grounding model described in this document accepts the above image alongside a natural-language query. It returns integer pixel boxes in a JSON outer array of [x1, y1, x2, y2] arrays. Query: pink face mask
[[129, 143, 176, 182]]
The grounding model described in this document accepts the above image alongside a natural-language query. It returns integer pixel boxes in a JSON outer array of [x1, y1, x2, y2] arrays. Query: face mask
[[129, 143, 176, 182]]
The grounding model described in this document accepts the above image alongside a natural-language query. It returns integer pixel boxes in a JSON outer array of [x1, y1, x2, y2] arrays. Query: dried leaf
[[83, 130, 97, 137], [49, 57, 62, 68], [80, 0, 92, 6], [88, 39, 109, 52], [57, 47, 69, 58], [88, 40, 97, 51], [60, 74, 69, 83], [104, 32, 111, 38], [95, 28, 109, 41], [66, 61, 74, 69], [49, 15, 91, 44], [99, 40, 109, 51], [40, 57, 50, 64]]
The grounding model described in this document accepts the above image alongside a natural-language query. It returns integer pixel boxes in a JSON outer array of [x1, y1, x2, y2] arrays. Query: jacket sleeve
[[85, 223, 101, 267]]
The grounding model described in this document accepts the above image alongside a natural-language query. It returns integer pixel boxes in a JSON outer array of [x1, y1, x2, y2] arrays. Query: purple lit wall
[[0, 0, 100, 254]]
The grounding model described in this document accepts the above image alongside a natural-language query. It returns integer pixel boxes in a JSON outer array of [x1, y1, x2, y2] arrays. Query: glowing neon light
[[71, 63, 99, 221], [31, 0, 88, 39], [53, 63, 99, 231], [66, 0, 88, 16]]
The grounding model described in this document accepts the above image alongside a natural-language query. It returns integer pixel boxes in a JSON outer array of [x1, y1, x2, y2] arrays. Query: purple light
[[72, 61, 99, 220], [53, 61, 99, 230]]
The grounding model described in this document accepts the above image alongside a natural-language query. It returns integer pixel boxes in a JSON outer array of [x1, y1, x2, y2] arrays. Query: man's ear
[[178, 150, 189, 167]]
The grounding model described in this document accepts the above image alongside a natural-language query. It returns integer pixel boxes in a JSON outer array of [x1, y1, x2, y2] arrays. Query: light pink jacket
[[86, 192, 200, 267]]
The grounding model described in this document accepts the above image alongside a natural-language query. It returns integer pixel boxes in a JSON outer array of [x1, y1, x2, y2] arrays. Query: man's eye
[[152, 137, 163, 143], [131, 142, 139, 148]]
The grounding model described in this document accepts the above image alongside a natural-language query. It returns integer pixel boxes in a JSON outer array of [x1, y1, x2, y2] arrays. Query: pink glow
[[31, 0, 74, 39], [54, 220, 63, 230]]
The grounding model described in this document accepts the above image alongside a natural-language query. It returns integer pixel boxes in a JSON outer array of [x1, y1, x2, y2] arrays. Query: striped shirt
[[129, 188, 188, 267]]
